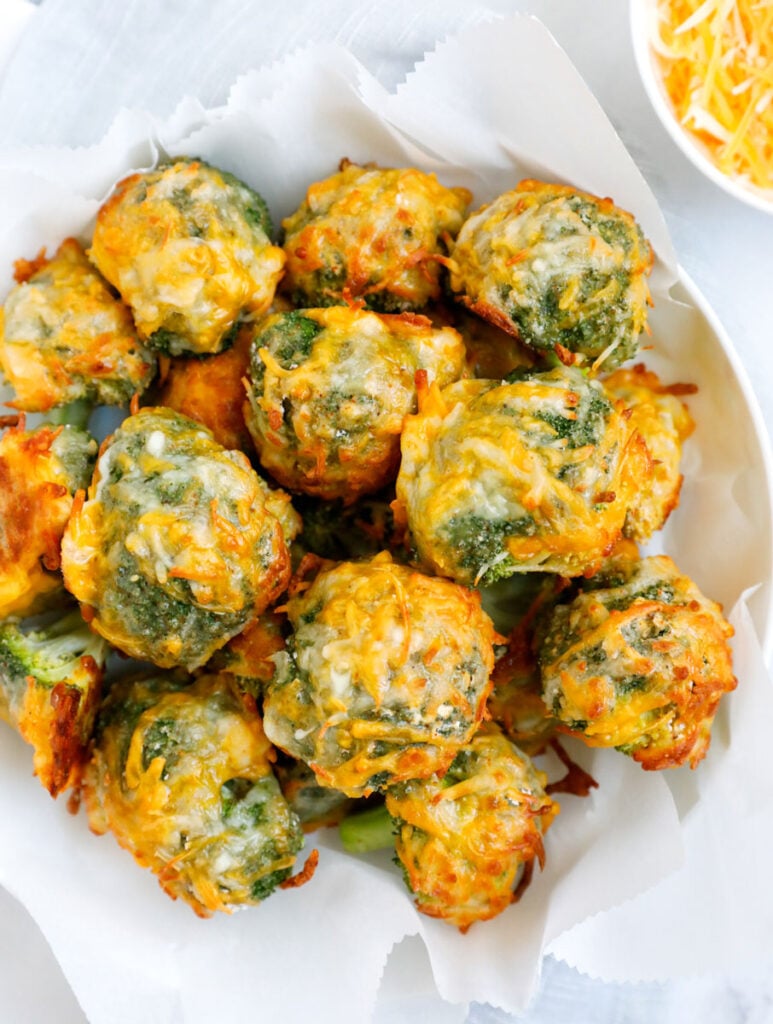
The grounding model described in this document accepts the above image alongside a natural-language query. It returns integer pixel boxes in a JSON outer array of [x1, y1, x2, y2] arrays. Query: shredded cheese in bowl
[[635, 0, 773, 209]]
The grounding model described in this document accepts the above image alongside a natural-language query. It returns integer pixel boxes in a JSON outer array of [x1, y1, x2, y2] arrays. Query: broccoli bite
[[0, 419, 97, 618], [244, 307, 465, 502], [61, 407, 293, 670], [341, 723, 557, 930], [263, 551, 498, 797], [539, 553, 736, 769], [274, 757, 355, 833], [156, 322, 254, 452], [450, 180, 653, 370], [387, 724, 557, 930], [281, 160, 471, 311], [395, 365, 648, 586], [603, 364, 695, 542], [0, 238, 156, 411], [0, 608, 109, 796], [82, 671, 305, 916], [90, 158, 285, 356]]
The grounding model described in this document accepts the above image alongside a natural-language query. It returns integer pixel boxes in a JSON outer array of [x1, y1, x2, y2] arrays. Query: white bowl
[[629, 0, 773, 215]]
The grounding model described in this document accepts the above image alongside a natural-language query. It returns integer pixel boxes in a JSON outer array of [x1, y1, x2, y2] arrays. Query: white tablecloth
[[0, 2, 771, 1022]]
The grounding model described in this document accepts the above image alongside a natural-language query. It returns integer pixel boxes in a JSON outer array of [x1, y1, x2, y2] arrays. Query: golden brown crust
[[0, 421, 78, 617], [157, 324, 254, 452], [14, 656, 104, 797]]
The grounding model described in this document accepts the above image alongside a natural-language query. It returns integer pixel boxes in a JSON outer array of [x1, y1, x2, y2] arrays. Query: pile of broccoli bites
[[0, 154, 737, 929]]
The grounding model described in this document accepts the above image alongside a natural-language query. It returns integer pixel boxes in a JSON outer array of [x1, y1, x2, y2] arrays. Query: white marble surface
[[0, 1, 772, 1022]]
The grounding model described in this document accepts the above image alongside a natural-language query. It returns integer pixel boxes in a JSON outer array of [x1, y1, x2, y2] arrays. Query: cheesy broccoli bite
[[263, 552, 498, 797], [341, 724, 557, 930], [0, 419, 97, 619], [82, 671, 305, 916], [0, 608, 109, 796], [539, 554, 736, 769], [244, 307, 465, 502], [0, 239, 156, 412], [90, 158, 285, 356], [388, 725, 557, 930], [395, 365, 648, 586], [603, 364, 695, 541], [61, 407, 292, 670], [281, 160, 471, 311], [450, 180, 653, 370]]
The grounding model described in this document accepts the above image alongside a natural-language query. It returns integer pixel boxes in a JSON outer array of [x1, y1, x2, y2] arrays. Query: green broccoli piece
[[339, 803, 395, 854], [48, 423, 98, 492], [0, 608, 109, 796], [0, 608, 109, 701]]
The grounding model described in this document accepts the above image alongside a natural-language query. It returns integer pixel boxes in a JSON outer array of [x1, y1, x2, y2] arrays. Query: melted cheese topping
[[245, 306, 466, 502], [61, 407, 291, 669], [0, 422, 95, 618], [540, 554, 736, 769], [263, 552, 497, 797], [82, 672, 303, 916], [0, 239, 155, 411], [396, 367, 649, 584], [90, 160, 285, 355], [652, 0, 773, 192], [282, 161, 471, 311], [604, 364, 695, 541], [450, 180, 653, 369], [386, 723, 557, 931]]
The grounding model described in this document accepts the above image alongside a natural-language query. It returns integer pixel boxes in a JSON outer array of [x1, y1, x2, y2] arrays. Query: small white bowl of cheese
[[630, 0, 773, 214]]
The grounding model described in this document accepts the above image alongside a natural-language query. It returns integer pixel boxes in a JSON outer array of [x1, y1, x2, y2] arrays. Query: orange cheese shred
[[653, 0, 773, 191]]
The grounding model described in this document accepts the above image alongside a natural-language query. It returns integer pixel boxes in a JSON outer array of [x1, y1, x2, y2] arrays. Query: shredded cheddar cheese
[[653, 0, 773, 192]]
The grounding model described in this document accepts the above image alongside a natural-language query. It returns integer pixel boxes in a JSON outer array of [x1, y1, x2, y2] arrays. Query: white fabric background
[[0, 1, 771, 1022]]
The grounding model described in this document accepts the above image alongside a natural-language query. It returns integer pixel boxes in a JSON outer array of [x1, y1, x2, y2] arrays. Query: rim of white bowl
[[629, 0, 773, 216], [677, 264, 773, 663]]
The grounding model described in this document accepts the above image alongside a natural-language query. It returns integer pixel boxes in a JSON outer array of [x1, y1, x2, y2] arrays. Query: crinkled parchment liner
[[0, 16, 772, 1024]]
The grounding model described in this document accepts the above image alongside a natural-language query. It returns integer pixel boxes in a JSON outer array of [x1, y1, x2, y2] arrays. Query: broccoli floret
[[0, 608, 109, 700], [47, 400, 92, 431], [0, 608, 109, 796], [339, 803, 396, 854], [441, 513, 529, 586]]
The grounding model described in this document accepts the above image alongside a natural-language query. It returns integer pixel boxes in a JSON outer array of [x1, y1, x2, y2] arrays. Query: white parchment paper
[[0, 15, 771, 1021]]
